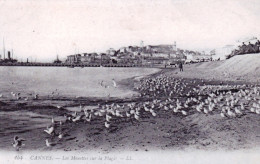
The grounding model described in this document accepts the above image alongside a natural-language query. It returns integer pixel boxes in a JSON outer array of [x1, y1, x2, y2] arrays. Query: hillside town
[[65, 42, 209, 66], [64, 37, 260, 66]]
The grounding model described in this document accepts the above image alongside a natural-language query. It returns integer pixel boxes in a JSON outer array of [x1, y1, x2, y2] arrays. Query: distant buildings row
[[64, 43, 212, 65]]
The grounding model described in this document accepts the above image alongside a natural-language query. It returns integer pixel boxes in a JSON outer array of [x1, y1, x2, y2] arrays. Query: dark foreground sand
[[0, 66, 260, 153]]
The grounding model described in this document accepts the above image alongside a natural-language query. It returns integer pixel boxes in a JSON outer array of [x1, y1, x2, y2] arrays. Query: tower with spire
[[173, 41, 177, 51]]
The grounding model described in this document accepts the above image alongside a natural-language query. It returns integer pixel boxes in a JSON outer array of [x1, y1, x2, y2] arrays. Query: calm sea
[[0, 66, 159, 99]]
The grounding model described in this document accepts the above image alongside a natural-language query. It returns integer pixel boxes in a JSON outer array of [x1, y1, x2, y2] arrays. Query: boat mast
[[3, 37, 5, 59]]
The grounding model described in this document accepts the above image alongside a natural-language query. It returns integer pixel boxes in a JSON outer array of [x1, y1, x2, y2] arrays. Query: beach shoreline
[[0, 65, 260, 153]]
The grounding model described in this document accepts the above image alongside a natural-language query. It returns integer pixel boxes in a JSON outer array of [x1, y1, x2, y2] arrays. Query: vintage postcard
[[0, 0, 260, 163]]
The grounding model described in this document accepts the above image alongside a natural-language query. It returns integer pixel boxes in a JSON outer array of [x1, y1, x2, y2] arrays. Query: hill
[[168, 53, 260, 82], [214, 53, 260, 79]]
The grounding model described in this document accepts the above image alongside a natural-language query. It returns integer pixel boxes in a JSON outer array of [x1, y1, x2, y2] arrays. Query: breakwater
[[0, 62, 173, 68]]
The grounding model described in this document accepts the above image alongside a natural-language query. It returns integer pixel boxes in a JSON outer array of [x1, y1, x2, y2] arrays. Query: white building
[[213, 45, 237, 60]]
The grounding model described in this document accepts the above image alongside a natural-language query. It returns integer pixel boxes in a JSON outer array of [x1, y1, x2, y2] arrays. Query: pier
[[0, 62, 171, 68]]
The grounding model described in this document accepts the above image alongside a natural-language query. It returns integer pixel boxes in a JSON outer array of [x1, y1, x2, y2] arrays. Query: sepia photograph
[[0, 0, 260, 163]]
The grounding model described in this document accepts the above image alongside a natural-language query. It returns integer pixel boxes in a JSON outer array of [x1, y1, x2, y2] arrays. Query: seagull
[[164, 106, 169, 111], [56, 105, 62, 109], [173, 107, 178, 113], [134, 113, 140, 120], [34, 94, 39, 100], [100, 80, 104, 87], [240, 103, 245, 110], [44, 126, 55, 135], [151, 112, 157, 117], [12, 136, 25, 151], [64, 114, 72, 122], [169, 104, 174, 109], [209, 105, 214, 111], [144, 106, 149, 112], [58, 132, 64, 139], [220, 112, 225, 118], [250, 107, 256, 113], [45, 139, 56, 147], [51, 117, 55, 124], [181, 110, 187, 115], [112, 79, 117, 88], [126, 111, 131, 117], [94, 111, 99, 116], [85, 113, 92, 122], [234, 107, 242, 115], [105, 121, 110, 128], [115, 110, 123, 117], [72, 115, 83, 122], [79, 104, 83, 111], [203, 108, 208, 114], [72, 111, 77, 117], [106, 114, 112, 122], [227, 109, 236, 117], [130, 109, 135, 115], [11, 92, 16, 97], [16, 95, 21, 100]]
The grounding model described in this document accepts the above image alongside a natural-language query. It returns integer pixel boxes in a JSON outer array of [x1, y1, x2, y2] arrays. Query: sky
[[0, 0, 259, 62]]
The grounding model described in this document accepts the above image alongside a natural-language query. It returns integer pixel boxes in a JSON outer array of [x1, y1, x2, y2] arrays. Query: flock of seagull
[[9, 92, 39, 100], [7, 75, 260, 151], [137, 75, 260, 117], [0, 88, 61, 101]]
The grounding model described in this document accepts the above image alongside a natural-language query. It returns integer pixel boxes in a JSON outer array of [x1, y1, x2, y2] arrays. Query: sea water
[[0, 66, 159, 98]]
